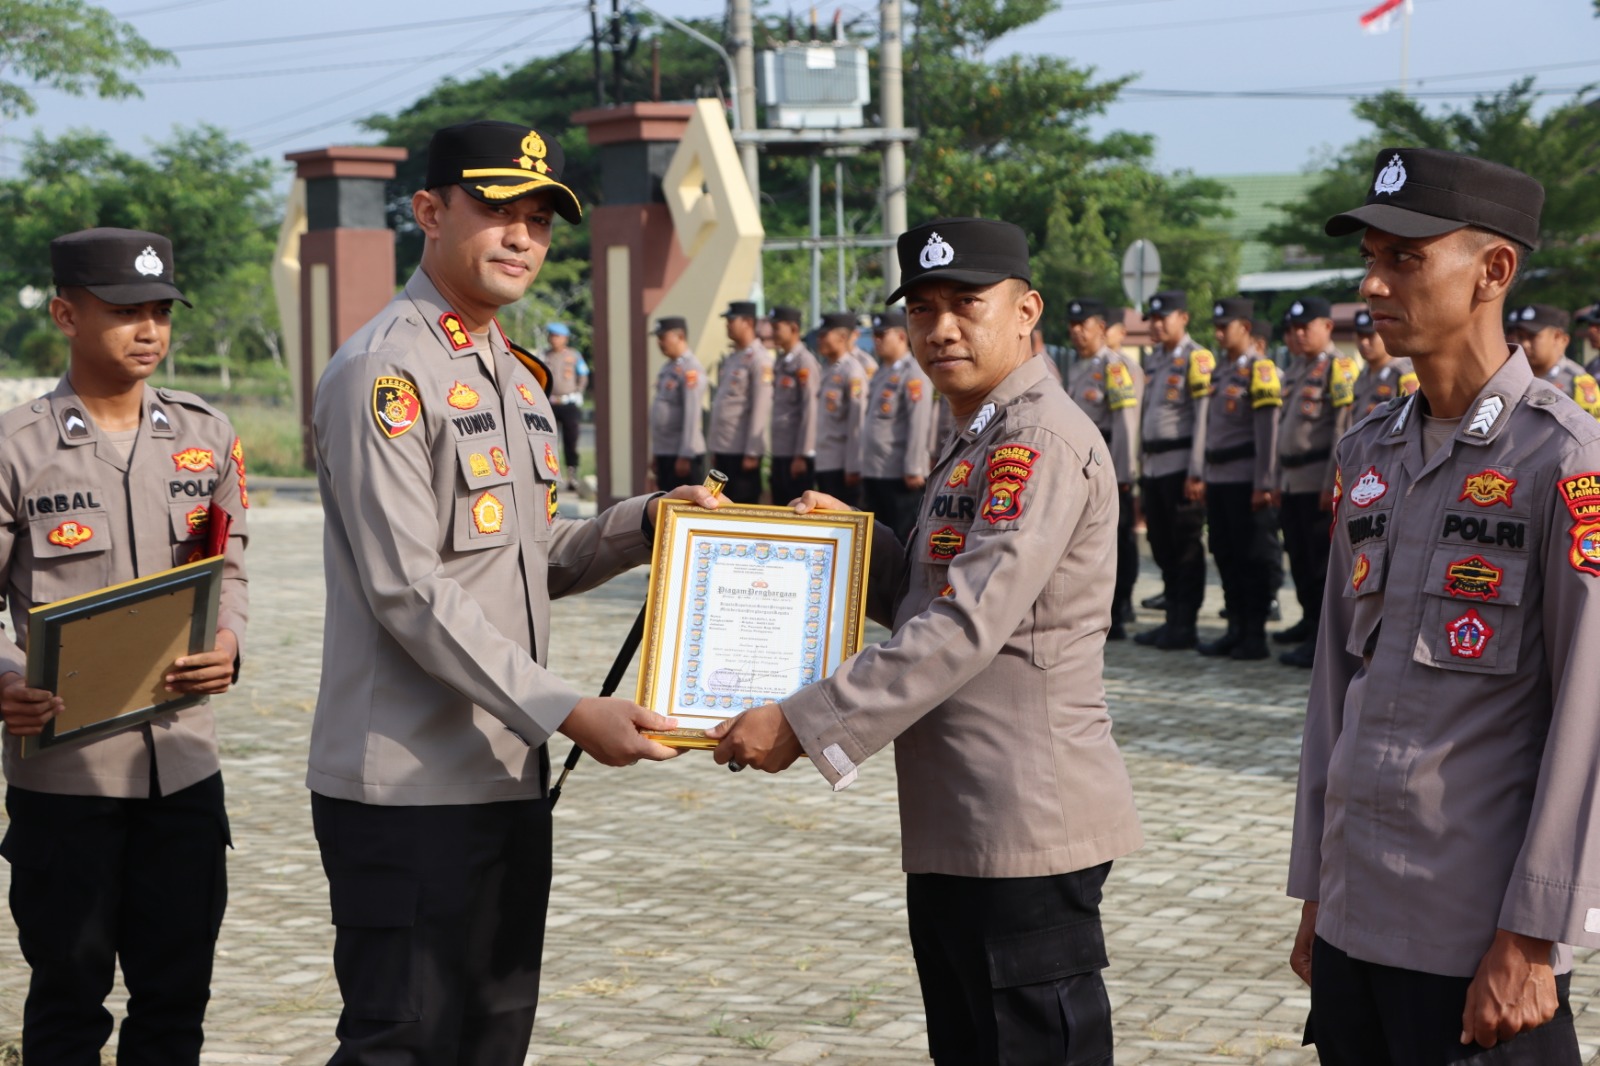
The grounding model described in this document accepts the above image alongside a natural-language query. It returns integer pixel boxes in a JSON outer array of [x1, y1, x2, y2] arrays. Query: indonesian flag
[[1359, 0, 1410, 33]]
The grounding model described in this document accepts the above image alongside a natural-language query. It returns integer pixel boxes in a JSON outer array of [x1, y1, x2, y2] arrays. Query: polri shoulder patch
[[373, 376, 422, 439]]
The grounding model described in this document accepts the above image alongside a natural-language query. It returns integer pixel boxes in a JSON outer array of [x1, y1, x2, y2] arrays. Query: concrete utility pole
[[731, 0, 759, 199], [880, 0, 907, 298]]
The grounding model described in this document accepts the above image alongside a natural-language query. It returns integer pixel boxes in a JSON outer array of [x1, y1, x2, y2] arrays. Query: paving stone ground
[[1, 491, 1597, 1065]]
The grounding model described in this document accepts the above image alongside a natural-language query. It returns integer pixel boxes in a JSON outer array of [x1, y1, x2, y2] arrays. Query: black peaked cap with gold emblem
[[51, 228, 190, 306], [887, 218, 1031, 305], [425, 120, 582, 224], [1324, 147, 1543, 249]]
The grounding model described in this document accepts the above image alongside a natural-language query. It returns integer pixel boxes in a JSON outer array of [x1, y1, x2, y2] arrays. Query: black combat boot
[[1197, 618, 1241, 657], [1231, 614, 1271, 660], [1133, 623, 1167, 647], [1273, 617, 1313, 645]]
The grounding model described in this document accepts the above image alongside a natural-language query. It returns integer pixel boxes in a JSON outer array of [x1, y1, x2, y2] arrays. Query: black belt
[[1144, 436, 1193, 455], [1205, 442, 1255, 464], [1280, 447, 1331, 469]]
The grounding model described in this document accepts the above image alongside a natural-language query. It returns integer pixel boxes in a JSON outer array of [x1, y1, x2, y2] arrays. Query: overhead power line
[[165, 5, 580, 52]]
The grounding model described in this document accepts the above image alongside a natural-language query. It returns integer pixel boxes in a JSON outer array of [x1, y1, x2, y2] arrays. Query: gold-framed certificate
[[637, 502, 873, 749]]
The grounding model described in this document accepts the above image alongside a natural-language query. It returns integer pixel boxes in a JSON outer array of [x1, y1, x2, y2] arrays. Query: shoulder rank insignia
[[439, 312, 473, 351], [447, 381, 480, 410], [1251, 360, 1283, 408], [172, 447, 215, 473], [1188, 348, 1216, 399], [373, 376, 422, 439], [1105, 362, 1137, 411], [47, 520, 94, 549]]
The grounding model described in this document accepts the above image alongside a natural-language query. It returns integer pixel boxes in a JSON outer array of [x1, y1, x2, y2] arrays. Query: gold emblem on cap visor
[[517, 130, 550, 174]]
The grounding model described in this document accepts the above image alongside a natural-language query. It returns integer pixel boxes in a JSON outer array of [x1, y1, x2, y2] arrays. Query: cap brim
[[885, 267, 1028, 308], [1324, 202, 1467, 239], [84, 281, 192, 308], [458, 176, 582, 224]]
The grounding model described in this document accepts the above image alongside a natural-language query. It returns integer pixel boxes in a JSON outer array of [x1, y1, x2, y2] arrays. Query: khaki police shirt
[[815, 354, 866, 475], [771, 343, 820, 459], [307, 270, 655, 806], [707, 342, 774, 459], [1351, 357, 1417, 420], [1204, 355, 1282, 491], [849, 345, 878, 378], [0, 381, 249, 797], [861, 355, 935, 480], [1540, 357, 1600, 420], [1140, 336, 1216, 481], [1066, 346, 1143, 484], [546, 347, 587, 403], [1277, 349, 1359, 495], [650, 351, 707, 459], [1290, 349, 1600, 977], [780, 357, 1144, 878]]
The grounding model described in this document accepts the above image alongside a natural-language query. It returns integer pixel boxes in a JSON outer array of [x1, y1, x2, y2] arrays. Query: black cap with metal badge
[[51, 228, 191, 307]]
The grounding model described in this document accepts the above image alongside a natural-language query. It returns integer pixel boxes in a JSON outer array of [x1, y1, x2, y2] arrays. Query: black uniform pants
[[1114, 485, 1137, 615], [1, 772, 229, 1066], [907, 864, 1114, 1066], [312, 793, 553, 1066], [862, 476, 924, 543], [552, 401, 582, 470], [1139, 471, 1207, 626], [769, 455, 815, 506], [1205, 482, 1281, 618], [1280, 491, 1332, 630], [713, 453, 763, 504], [814, 469, 860, 509], [653, 453, 704, 492], [1308, 936, 1580, 1065]]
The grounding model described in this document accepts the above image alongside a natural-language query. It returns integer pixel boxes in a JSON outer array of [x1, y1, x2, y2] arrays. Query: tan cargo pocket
[[455, 437, 514, 493], [1411, 547, 1528, 674], [24, 510, 111, 604]]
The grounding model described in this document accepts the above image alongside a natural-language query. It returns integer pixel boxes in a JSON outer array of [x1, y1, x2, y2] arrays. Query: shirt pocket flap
[[29, 510, 110, 559], [985, 919, 1108, 988], [1421, 544, 1529, 607], [1342, 541, 1388, 599], [452, 487, 517, 552], [455, 438, 514, 491], [170, 501, 213, 542]]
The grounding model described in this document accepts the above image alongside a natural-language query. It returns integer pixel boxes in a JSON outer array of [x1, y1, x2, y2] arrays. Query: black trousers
[[312, 793, 554, 1066], [1280, 491, 1332, 630], [907, 864, 1114, 1066], [2, 772, 230, 1066], [769, 455, 815, 507], [862, 476, 923, 542], [1205, 482, 1281, 617], [1114, 486, 1137, 614], [713, 453, 763, 504], [552, 401, 582, 470], [815, 468, 860, 509], [1139, 471, 1207, 627], [653, 453, 704, 492], [1308, 936, 1580, 1065]]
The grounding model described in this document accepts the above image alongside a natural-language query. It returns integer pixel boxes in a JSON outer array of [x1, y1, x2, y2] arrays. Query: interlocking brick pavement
[[1, 492, 1596, 1064]]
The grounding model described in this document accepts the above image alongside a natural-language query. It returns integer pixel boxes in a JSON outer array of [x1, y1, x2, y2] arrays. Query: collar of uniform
[[957, 356, 1051, 442], [1095, 346, 1117, 363], [1162, 336, 1193, 357], [1386, 347, 1530, 447], [405, 269, 484, 361]]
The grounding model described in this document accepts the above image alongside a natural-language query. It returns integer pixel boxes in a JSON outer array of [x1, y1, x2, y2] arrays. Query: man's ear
[[48, 294, 78, 338], [412, 189, 444, 238], [1017, 285, 1044, 336], [1476, 238, 1519, 304]]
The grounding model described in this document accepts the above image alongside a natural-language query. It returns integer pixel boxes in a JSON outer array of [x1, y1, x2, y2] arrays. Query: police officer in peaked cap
[[0, 228, 249, 1063], [708, 300, 775, 503], [1291, 147, 1599, 1064], [306, 119, 720, 1064], [649, 315, 707, 490]]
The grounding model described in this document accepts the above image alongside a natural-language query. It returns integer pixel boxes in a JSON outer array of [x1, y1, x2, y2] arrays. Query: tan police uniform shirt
[[780, 357, 1144, 878], [1351, 357, 1417, 420], [1066, 346, 1143, 484], [307, 270, 655, 806], [1540, 357, 1600, 420], [860, 354, 935, 481], [650, 351, 707, 459], [546, 347, 587, 405], [1204, 354, 1282, 491], [1140, 336, 1215, 481], [1277, 349, 1359, 495], [815, 354, 866, 475], [1290, 350, 1600, 977], [0, 382, 249, 797], [707, 342, 774, 459], [771, 343, 820, 460], [849, 345, 878, 378]]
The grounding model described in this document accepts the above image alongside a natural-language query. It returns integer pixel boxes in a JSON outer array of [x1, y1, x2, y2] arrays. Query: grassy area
[[229, 403, 309, 477]]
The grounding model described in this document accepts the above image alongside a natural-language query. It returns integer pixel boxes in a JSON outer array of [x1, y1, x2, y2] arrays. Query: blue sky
[[11, 0, 1597, 178]]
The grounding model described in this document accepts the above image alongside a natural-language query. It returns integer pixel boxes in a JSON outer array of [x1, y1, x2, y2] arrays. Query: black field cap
[[653, 316, 687, 335], [425, 120, 581, 224], [1574, 303, 1600, 325], [51, 228, 190, 307], [722, 300, 757, 319], [1066, 298, 1107, 324], [873, 308, 906, 331], [1353, 308, 1377, 334], [1252, 318, 1274, 341], [1509, 304, 1570, 333], [887, 217, 1031, 305], [1325, 147, 1543, 249], [1212, 297, 1254, 324], [769, 305, 802, 326], [1285, 296, 1333, 325], [820, 311, 856, 332], [1145, 290, 1188, 318]]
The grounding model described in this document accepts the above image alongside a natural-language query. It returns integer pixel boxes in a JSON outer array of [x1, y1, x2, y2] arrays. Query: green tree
[[0, 125, 282, 375], [1264, 83, 1600, 310], [0, 0, 173, 118]]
